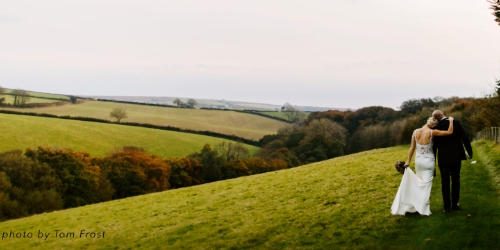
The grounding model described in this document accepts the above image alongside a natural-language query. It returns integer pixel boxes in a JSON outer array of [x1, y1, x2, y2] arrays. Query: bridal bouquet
[[395, 161, 406, 174]]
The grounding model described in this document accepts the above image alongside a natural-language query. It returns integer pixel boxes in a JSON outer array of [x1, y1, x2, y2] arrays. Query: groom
[[432, 110, 473, 213]]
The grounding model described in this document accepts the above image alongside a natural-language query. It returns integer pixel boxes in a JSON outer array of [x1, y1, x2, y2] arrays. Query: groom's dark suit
[[433, 118, 473, 210]]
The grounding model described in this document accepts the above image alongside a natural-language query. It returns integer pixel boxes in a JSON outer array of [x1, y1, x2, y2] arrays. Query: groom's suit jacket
[[432, 118, 473, 166]]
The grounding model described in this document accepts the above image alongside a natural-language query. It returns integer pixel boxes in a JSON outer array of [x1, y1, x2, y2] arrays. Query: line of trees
[[0, 142, 287, 221], [260, 82, 500, 162], [173, 98, 197, 108], [4, 89, 31, 107], [0, 87, 81, 107]]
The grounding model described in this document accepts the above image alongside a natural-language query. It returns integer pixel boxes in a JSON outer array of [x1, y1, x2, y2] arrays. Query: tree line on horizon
[[260, 81, 500, 163]]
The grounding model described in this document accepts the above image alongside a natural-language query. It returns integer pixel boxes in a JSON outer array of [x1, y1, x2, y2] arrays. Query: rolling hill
[[0, 113, 259, 158], [0, 101, 288, 140], [1, 142, 498, 249]]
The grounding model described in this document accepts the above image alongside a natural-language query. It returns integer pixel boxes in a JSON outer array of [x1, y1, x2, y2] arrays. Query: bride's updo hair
[[426, 117, 439, 128]]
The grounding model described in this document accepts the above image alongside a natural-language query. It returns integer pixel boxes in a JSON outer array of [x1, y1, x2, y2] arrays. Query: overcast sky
[[1, 0, 500, 109]]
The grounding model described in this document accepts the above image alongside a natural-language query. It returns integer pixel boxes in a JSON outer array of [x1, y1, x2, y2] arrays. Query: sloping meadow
[[1, 143, 500, 249], [0, 113, 259, 158]]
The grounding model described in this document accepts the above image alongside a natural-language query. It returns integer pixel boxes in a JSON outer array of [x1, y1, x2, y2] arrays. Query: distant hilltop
[[85, 96, 352, 112]]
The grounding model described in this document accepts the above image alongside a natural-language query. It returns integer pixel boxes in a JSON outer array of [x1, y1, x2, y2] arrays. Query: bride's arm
[[404, 131, 417, 167], [432, 117, 454, 136]]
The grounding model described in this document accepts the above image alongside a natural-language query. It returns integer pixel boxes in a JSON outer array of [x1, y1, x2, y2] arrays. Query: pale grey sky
[[1, 0, 499, 109]]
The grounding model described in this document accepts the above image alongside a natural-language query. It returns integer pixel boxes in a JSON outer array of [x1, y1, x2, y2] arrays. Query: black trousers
[[438, 161, 461, 209]]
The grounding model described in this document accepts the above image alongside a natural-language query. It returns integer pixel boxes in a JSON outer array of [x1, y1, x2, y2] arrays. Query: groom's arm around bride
[[432, 114, 473, 165]]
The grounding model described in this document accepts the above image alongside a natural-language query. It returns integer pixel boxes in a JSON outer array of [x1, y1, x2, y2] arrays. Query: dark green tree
[[187, 98, 197, 108], [189, 144, 224, 182], [496, 79, 500, 96], [24, 147, 106, 208], [173, 98, 183, 107], [490, 0, 500, 26], [0, 150, 64, 220]]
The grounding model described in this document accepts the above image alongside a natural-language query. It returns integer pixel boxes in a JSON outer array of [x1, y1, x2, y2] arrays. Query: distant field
[[0, 113, 259, 158], [1, 95, 61, 104], [25, 91, 70, 100], [2, 90, 70, 100], [0, 101, 288, 140], [259, 111, 310, 120], [1, 143, 499, 249], [259, 111, 289, 120]]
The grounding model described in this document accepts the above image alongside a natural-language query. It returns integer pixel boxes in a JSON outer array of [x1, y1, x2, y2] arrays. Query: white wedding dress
[[391, 130, 435, 216]]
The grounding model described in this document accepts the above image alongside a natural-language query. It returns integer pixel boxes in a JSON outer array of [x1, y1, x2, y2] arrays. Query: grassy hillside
[[1, 142, 499, 249], [0, 113, 259, 158], [0, 101, 288, 140]]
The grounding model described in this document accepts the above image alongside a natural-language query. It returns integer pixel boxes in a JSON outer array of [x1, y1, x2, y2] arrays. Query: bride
[[391, 116, 454, 216]]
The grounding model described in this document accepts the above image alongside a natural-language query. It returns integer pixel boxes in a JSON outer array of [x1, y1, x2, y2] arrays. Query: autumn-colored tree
[[243, 157, 268, 174], [304, 110, 346, 125], [110, 107, 128, 122], [98, 147, 171, 199], [222, 159, 249, 179], [166, 157, 204, 188], [243, 158, 287, 175]]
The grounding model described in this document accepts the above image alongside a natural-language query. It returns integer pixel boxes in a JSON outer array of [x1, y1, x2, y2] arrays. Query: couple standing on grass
[[391, 110, 473, 216]]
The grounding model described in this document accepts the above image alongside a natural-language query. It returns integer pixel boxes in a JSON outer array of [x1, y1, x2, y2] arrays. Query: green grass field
[[259, 111, 290, 120], [0, 113, 259, 158], [1, 141, 499, 249], [258, 111, 310, 120], [1, 95, 62, 105], [1, 90, 70, 100], [25, 91, 70, 100], [0, 101, 288, 140]]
